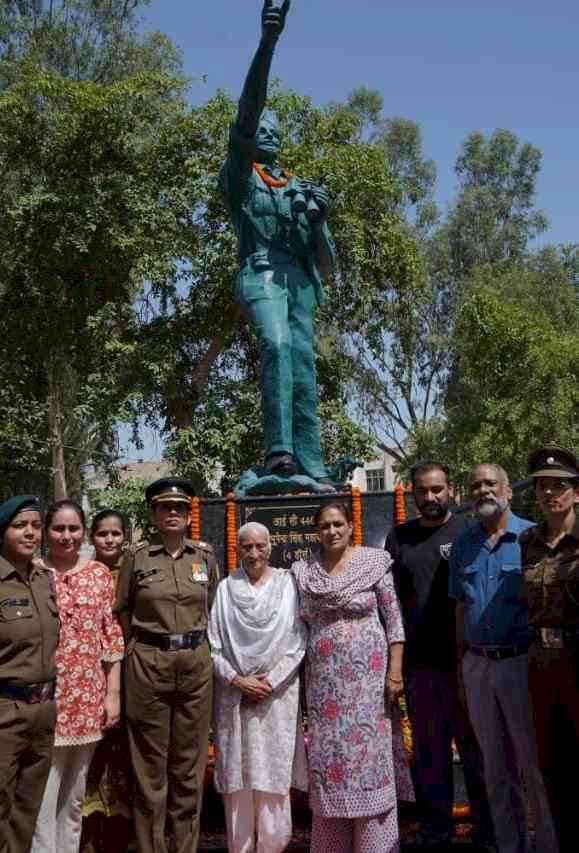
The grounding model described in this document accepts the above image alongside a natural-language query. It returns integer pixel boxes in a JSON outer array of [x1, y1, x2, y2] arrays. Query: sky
[[120, 0, 579, 460]]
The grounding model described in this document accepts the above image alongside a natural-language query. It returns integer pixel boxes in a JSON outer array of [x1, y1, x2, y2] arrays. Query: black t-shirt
[[385, 514, 468, 671]]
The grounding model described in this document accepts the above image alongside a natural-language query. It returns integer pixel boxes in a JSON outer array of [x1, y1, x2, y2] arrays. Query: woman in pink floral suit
[[292, 502, 412, 853], [31, 500, 124, 853]]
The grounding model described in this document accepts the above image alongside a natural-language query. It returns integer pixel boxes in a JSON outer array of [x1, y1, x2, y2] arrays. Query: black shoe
[[264, 453, 296, 477]]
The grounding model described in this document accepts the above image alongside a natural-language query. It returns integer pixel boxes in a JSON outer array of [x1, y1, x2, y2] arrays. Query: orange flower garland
[[253, 162, 293, 188], [394, 483, 407, 525], [225, 492, 237, 573], [189, 496, 201, 541], [350, 485, 363, 546]]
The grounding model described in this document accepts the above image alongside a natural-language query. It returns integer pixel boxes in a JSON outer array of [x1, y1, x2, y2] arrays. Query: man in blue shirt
[[449, 463, 557, 853]]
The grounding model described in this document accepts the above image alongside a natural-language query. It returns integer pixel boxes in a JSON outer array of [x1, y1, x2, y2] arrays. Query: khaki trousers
[[0, 699, 56, 853], [125, 641, 212, 853]]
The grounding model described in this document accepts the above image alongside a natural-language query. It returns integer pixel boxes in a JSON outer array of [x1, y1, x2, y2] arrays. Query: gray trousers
[[462, 651, 558, 853]]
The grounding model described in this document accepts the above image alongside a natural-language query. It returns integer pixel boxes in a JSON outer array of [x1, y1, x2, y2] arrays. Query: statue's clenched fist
[[261, 0, 291, 47]]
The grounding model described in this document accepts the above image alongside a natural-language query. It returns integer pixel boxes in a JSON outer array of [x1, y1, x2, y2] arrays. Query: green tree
[[0, 0, 189, 498], [91, 475, 152, 537], [0, 67, 198, 497], [345, 125, 560, 470], [0, 1, 180, 87], [445, 287, 579, 483]]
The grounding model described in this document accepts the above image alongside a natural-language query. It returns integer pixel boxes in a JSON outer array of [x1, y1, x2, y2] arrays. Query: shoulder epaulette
[[130, 540, 149, 554], [186, 537, 210, 549]]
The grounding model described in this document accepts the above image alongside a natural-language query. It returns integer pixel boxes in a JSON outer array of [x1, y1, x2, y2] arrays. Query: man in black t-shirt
[[386, 461, 494, 849]]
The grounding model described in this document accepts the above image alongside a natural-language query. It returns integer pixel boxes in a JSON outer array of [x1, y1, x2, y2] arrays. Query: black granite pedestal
[[199, 491, 411, 570]]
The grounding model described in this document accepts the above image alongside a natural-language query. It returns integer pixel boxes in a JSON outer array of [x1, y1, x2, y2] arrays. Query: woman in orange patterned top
[[31, 501, 124, 853]]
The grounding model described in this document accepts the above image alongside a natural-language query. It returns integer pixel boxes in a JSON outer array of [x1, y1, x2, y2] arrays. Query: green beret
[[0, 495, 41, 531], [145, 477, 195, 507], [527, 444, 579, 479]]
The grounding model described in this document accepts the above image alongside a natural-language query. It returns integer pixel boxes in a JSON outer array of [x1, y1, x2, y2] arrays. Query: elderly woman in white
[[208, 522, 307, 853]]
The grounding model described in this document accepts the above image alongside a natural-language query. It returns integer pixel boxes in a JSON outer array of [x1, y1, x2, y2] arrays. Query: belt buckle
[[28, 683, 42, 704], [540, 628, 564, 650], [485, 648, 500, 661], [167, 635, 182, 651]]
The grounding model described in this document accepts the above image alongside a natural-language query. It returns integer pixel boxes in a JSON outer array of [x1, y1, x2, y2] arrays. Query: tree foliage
[[446, 286, 579, 482], [0, 1, 181, 87], [0, 65, 197, 494]]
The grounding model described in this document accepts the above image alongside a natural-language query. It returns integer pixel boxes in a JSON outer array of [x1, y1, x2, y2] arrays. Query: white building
[[351, 449, 399, 493]]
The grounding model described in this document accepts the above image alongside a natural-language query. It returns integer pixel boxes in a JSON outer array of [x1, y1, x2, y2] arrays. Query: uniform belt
[[468, 643, 530, 661], [0, 679, 56, 704], [135, 629, 207, 652]]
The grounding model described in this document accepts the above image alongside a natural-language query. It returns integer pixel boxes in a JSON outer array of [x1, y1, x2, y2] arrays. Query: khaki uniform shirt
[[0, 556, 60, 683], [115, 538, 221, 644], [520, 517, 579, 628]]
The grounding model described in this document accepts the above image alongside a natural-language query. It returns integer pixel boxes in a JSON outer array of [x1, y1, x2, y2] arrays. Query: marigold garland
[[350, 485, 363, 546], [253, 162, 293, 188], [394, 483, 407, 525], [189, 496, 201, 541], [225, 492, 238, 573]]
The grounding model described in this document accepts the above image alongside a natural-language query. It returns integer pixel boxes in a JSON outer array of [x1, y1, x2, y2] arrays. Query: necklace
[[253, 162, 292, 188]]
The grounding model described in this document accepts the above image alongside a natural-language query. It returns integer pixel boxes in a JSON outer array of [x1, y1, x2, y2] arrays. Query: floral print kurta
[[292, 547, 412, 818], [52, 560, 124, 746]]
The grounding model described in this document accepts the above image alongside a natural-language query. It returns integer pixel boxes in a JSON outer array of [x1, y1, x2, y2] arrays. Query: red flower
[[346, 726, 362, 745], [326, 761, 345, 784], [323, 698, 339, 720], [317, 637, 334, 657], [370, 650, 384, 671]]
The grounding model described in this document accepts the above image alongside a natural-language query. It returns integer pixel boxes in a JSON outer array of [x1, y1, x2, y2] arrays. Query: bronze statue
[[220, 1, 338, 496]]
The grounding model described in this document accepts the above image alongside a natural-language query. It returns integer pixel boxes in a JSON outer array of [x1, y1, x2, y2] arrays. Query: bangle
[[386, 675, 403, 684]]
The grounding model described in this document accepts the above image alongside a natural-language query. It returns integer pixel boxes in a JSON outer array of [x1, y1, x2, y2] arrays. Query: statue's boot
[[264, 452, 296, 477]]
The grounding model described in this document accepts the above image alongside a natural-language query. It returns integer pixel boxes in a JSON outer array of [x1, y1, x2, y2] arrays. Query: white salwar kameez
[[208, 567, 307, 853]]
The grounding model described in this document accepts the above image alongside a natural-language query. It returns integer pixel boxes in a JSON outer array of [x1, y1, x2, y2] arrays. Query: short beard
[[418, 502, 448, 521], [475, 496, 509, 520]]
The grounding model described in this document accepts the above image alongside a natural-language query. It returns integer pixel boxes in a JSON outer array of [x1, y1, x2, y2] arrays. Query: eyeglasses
[[535, 478, 575, 493]]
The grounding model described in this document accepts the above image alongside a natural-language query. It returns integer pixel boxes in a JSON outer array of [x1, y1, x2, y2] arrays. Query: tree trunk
[[47, 366, 67, 500]]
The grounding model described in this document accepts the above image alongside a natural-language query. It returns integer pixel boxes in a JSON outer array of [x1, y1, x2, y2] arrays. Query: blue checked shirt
[[448, 512, 535, 647]]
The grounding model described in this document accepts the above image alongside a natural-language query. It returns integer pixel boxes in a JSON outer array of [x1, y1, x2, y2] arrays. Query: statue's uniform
[[116, 537, 221, 853], [220, 124, 336, 479], [520, 519, 579, 853], [0, 556, 59, 853]]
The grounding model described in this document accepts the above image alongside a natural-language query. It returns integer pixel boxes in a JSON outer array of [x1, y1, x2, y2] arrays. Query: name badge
[[136, 568, 159, 583]]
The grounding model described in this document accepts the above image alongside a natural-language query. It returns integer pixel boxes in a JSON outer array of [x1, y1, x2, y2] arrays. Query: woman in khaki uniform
[[0, 495, 60, 853], [520, 445, 579, 853], [115, 478, 221, 853]]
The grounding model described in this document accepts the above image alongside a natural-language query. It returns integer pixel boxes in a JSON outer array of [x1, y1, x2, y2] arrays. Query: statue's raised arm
[[237, 0, 291, 137]]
